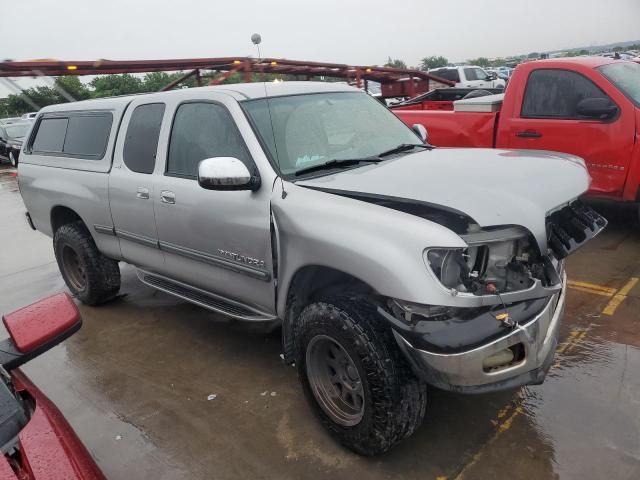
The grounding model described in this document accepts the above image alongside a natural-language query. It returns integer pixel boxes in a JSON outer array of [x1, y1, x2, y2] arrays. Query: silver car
[[17, 82, 605, 455]]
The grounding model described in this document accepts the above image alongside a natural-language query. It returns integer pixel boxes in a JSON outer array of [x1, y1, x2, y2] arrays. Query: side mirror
[[576, 98, 619, 120], [412, 124, 429, 143], [487, 72, 497, 80], [0, 293, 82, 370], [197, 157, 260, 191]]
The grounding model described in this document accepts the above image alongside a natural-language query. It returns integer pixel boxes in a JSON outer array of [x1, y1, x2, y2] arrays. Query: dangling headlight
[[425, 247, 486, 291], [424, 227, 539, 295]]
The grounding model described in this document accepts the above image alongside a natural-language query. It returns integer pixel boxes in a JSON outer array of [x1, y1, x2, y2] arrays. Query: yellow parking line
[[556, 329, 581, 354], [602, 277, 639, 316], [568, 285, 613, 297], [568, 280, 617, 295]]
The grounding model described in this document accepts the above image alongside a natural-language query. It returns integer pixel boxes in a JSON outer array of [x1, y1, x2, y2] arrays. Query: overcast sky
[[2, 0, 639, 97]]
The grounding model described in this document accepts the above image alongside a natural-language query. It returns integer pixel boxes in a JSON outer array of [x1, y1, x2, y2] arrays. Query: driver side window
[[521, 69, 611, 119], [167, 102, 253, 178]]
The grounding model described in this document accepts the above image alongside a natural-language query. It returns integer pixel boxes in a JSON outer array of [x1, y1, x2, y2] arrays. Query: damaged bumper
[[390, 272, 566, 393]]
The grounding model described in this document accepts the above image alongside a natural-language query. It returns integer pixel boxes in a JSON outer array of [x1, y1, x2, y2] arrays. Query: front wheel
[[8, 150, 17, 168], [295, 296, 427, 455]]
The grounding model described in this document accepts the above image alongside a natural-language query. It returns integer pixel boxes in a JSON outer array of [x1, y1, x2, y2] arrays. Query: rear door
[[153, 94, 275, 313], [109, 101, 166, 270], [501, 68, 635, 197]]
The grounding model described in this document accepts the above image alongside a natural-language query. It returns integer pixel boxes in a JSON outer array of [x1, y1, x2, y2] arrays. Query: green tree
[[89, 74, 142, 98], [467, 57, 490, 67], [54, 76, 90, 100], [142, 71, 201, 91], [1, 77, 91, 116], [489, 58, 507, 67], [420, 55, 448, 70], [384, 57, 407, 69]]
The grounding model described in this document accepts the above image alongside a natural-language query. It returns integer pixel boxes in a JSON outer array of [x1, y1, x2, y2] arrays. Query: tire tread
[[54, 221, 120, 305], [296, 294, 426, 455]]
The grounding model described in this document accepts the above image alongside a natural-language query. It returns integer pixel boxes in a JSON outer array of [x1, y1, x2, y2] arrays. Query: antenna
[[251, 33, 285, 198], [251, 33, 262, 59]]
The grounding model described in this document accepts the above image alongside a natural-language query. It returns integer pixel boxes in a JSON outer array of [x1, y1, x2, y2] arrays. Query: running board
[[136, 269, 277, 322]]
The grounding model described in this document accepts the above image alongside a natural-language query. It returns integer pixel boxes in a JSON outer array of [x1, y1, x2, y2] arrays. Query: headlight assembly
[[424, 228, 541, 296]]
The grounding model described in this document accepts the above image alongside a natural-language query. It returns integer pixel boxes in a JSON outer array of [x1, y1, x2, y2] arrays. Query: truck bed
[[395, 110, 499, 148]]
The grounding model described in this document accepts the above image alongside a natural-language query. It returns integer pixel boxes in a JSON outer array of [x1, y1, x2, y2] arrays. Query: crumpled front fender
[[271, 181, 466, 317]]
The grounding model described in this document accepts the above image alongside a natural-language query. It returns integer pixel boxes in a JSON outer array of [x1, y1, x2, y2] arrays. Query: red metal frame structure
[[0, 56, 454, 98]]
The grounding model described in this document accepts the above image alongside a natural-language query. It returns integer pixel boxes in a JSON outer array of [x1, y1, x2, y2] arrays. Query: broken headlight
[[389, 298, 455, 323], [425, 228, 540, 295]]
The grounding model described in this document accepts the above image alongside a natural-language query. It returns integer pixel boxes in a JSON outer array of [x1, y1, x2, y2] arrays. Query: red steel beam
[[0, 57, 455, 98], [159, 69, 199, 91], [209, 65, 242, 85]]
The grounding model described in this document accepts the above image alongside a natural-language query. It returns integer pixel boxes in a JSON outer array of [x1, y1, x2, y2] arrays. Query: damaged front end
[[380, 200, 606, 393]]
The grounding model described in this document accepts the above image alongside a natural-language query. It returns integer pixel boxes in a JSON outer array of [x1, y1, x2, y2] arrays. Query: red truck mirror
[[0, 293, 82, 370]]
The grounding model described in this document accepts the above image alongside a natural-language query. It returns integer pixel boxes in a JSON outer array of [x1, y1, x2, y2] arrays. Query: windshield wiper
[[294, 158, 383, 177], [377, 143, 433, 158]]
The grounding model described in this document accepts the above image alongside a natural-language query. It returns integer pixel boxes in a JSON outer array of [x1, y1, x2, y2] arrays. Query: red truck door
[[498, 68, 635, 198]]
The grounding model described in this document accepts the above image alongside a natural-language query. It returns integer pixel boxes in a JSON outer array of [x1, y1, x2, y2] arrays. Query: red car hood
[[0, 370, 104, 480]]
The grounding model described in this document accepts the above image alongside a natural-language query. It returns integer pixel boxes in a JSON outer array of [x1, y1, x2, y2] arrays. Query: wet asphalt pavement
[[0, 163, 639, 479]]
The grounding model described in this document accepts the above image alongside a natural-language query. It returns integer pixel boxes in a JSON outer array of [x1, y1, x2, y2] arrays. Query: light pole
[[251, 33, 262, 59]]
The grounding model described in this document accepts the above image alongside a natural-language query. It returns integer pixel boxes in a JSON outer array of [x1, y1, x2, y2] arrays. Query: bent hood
[[295, 148, 590, 250]]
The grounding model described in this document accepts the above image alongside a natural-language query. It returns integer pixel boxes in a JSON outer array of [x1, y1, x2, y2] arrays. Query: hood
[[295, 148, 590, 250]]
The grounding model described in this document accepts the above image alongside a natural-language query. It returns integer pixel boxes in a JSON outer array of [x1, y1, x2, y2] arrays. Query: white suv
[[430, 65, 506, 89]]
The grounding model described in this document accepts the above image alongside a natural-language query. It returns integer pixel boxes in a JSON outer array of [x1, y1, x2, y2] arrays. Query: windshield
[[599, 62, 640, 107], [5, 123, 30, 139], [242, 92, 419, 176]]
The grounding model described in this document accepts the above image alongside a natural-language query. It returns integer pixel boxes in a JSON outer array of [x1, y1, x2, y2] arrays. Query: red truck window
[[521, 69, 612, 119]]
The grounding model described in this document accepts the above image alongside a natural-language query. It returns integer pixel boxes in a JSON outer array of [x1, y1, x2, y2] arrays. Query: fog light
[[482, 348, 515, 371]]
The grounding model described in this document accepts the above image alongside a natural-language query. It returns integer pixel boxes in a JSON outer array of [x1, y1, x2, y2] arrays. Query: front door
[[463, 67, 492, 88], [501, 68, 635, 197], [109, 101, 166, 270], [153, 97, 275, 313]]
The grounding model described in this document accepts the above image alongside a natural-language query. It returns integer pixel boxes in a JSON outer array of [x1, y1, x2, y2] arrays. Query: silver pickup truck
[[18, 82, 605, 455]]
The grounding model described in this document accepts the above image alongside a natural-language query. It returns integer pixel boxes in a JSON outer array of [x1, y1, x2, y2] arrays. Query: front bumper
[[393, 272, 566, 393]]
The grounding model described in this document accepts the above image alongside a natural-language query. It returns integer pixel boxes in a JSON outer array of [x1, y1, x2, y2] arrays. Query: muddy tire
[[53, 221, 120, 305], [295, 295, 427, 455]]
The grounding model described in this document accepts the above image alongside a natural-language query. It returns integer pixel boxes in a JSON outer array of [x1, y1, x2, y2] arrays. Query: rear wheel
[[295, 295, 427, 455], [54, 221, 120, 305]]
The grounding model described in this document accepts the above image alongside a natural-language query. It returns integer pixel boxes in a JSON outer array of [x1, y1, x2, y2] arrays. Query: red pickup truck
[[394, 58, 640, 205]]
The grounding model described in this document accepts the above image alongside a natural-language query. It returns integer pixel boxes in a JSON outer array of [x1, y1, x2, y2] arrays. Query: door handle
[[516, 130, 543, 138], [136, 187, 150, 199], [160, 190, 176, 204]]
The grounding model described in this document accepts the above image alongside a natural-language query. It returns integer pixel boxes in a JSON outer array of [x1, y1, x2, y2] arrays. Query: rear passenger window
[[32, 118, 68, 153], [167, 102, 252, 178], [521, 69, 610, 119], [63, 115, 112, 157], [123, 103, 165, 174], [31, 113, 112, 159]]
